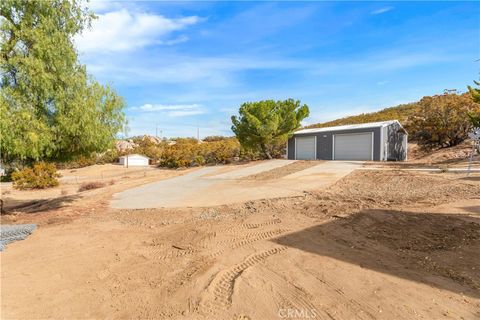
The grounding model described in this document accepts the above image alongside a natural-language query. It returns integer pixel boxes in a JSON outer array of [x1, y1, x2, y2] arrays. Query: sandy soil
[[242, 161, 321, 180], [0, 164, 193, 225], [388, 142, 479, 168], [1, 169, 479, 319]]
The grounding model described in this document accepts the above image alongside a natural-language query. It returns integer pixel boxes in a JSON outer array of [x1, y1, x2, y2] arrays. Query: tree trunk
[[261, 144, 272, 159]]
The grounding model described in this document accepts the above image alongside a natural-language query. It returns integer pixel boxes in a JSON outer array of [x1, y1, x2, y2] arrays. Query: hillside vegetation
[[305, 102, 419, 130]]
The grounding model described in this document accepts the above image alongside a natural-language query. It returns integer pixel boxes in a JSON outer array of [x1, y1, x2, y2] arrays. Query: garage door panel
[[334, 133, 372, 160], [296, 136, 316, 160]]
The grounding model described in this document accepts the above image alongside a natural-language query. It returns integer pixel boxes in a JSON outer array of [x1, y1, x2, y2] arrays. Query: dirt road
[[1, 170, 479, 319]]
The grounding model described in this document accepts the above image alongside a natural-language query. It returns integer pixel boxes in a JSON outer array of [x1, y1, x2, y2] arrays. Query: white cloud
[[83, 45, 460, 88], [76, 9, 202, 53], [130, 103, 206, 117], [169, 109, 205, 117], [370, 7, 394, 15], [163, 35, 190, 46], [83, 54, 307, 86], [134, 103, 200, 111], [87, 0, 119, 13]]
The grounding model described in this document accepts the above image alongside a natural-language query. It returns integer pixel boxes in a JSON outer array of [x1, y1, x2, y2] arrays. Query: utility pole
[[197, 125, 200, 142]]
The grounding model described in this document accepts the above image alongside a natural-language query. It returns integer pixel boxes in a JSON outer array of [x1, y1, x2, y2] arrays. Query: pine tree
[[231, 99, 309, 159]]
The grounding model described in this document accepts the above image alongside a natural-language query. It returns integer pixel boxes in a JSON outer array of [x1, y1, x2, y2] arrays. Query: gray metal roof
[[294, 120, 404, 135]]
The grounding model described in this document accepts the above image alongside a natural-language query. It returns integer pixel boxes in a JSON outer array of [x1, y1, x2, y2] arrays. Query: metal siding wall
[[386, 123, 407, 161], [317, 132, 333, 160], [287, 137, 296, 159], [293, 127, 381, 160], [372, 127, 381, 161], [387, 123, 406, 161]]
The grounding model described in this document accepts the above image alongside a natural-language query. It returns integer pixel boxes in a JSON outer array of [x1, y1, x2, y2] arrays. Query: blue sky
[[76, 1, 480, 138]]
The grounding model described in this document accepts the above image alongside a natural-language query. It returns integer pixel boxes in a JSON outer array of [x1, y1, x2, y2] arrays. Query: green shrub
[[56, 154, 96, 169], [194, 155, 206, 166], [55, 149, 119, 169], [96, 149, 119, 164], [12, 162, 60, 189]]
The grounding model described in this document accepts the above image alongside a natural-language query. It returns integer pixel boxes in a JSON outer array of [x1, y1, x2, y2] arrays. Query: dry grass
[[78, 181, 106, 192], [242, 161, 320, 180]]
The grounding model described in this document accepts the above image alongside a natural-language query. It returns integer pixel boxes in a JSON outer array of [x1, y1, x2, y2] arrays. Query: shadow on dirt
[[461, 206, 480, 215], [461, 176, 480, 182], [2, 195, 80, 214], [272, 209, 480, 298]]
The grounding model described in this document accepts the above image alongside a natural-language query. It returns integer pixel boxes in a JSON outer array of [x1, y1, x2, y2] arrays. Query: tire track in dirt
[[200, 246, 288, 316], [215, 228, 290, 246], [209, 229, 290, 257], [218, 218, 282, 233]]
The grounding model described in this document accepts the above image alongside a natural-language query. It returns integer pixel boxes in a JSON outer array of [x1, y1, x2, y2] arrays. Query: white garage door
[[334, 132, 373, 160], [295, 136, 316, 160]]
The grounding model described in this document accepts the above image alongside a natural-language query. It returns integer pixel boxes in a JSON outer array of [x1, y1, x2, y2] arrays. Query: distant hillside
[[305, 102, 420, 130]]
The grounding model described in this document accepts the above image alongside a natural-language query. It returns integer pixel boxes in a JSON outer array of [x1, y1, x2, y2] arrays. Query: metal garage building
[[287, 120, 407, 161]]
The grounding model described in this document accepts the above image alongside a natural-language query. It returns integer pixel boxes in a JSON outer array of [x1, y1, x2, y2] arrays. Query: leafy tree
[[467, 80, 480, 127], [410, 93, 480, 148], [231, 99, 309, 159], [468, 80, 480, 103], [0, 0, 126, 164]]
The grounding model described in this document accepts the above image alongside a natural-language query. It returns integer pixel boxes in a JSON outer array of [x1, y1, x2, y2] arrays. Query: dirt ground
[[389, 142, 479, 168], [0, 164, 195, 223], [242, 161, 321, 180], [1, 166, 479, 319]]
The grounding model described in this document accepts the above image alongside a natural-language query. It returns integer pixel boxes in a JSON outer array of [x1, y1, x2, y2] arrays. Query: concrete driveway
[[110, 160, 361, 209]]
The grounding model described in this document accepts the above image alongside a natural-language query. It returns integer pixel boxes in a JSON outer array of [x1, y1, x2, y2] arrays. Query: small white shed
[[119, 154, 149, 167]]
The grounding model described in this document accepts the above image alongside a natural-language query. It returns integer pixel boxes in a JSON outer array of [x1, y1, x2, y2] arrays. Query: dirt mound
[[408, 141, 478, 165], [326, 170, 479, 206], [226, 170, 480, 220]]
